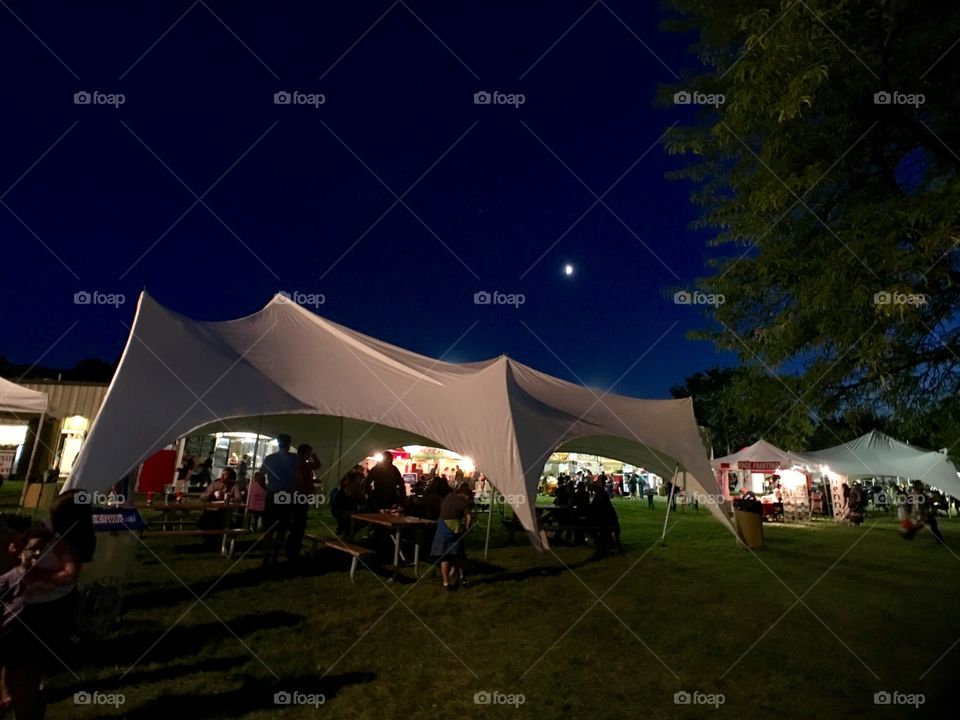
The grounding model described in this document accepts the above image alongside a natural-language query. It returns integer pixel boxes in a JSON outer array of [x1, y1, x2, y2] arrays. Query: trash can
[[733, 494, 764, 549], [78, 506, 147, 640]]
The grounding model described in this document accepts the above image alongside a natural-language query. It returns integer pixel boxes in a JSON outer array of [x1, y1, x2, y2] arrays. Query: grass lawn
[[5, 487, 959, 719]]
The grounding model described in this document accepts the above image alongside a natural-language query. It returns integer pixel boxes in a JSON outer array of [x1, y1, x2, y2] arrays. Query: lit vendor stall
[[712, 439, 814, 521]]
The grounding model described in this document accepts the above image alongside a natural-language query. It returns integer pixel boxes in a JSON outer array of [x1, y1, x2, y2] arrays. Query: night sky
[[1, 0, 730, 398]]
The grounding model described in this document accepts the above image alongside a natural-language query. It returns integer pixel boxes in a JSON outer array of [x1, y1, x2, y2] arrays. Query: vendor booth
[[803, 430, 960, 521], [712, 439, 814, 521]]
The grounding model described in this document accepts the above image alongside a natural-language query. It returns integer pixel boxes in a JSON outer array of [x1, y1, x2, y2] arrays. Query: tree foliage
[[662, 0, 960, 448]]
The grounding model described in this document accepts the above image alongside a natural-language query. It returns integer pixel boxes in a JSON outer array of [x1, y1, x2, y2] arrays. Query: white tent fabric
[[803, 430, 960, 498], [712, 438, 812, 472], [0, 376, 48, 414], [65, 292, 735, 544]]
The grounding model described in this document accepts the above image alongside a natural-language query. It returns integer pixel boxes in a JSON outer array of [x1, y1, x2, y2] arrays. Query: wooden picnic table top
[[351, 512, 437, 529], [136, 501, 244, 512]]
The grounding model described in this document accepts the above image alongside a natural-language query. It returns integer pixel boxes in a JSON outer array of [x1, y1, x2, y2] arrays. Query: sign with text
[[0, 449, 15, 477], [737, 461, 781, 472]]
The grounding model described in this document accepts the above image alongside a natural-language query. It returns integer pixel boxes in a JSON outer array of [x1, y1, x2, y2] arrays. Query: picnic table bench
[[140, 528, 248, 558], [305, 533, 376, 582]]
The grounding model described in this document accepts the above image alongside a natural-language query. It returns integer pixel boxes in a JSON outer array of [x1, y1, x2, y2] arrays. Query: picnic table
[[137, 501, 249, 557], [137, 501, 245, 528], [504, 504, 562, 542], [349, 512, 436, 579]]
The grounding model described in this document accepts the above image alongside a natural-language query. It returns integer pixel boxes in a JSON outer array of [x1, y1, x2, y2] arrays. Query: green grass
[[13, 496, 960, 719]]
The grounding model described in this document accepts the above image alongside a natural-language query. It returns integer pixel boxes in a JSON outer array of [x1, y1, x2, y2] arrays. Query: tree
[[662, 1, 960, 444], [670, 366, 814, 455]]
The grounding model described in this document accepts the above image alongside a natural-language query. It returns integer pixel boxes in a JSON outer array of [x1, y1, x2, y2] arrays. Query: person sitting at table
[[430, 483, 475, 591], [410, 476, 449, 521], [201, 468, 242, 503], [198, 468, 241, 536], [366, 451, 406, 510], [569, 481, 592, 546], [331, 468, 365, 535]]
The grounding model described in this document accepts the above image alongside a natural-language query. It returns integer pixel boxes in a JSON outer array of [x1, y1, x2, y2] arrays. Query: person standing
[[260, 434, 301, 569], [430, 483, 475, 590], [366, 451, 406, 509], [237, 454, 250, 490], [287, 444, 321, 563]]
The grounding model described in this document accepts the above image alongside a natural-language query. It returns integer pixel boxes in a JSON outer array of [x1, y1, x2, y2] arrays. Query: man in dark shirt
[[366, 451, 406, 509]]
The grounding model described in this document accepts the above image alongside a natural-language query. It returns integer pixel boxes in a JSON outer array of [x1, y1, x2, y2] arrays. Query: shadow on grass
[[48, 654, 249, 701], [78, 610, 305, 669], [122, 558, 347, 611], [83, 671, 377, 720]]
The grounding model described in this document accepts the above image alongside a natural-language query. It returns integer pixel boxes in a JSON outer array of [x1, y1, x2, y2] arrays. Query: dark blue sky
[[1, 0, 732, 397]]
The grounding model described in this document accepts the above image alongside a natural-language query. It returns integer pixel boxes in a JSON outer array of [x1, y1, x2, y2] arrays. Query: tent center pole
[[660, 463, 679, 544]]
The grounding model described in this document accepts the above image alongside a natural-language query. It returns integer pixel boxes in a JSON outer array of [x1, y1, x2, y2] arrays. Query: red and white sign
[[737, 461, 781, 472], [0, 449, 15, 477]]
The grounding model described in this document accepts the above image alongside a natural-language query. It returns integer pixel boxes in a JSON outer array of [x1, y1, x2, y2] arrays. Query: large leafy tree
[[670, 366, 814, 455], [663, 0, 960, 447]]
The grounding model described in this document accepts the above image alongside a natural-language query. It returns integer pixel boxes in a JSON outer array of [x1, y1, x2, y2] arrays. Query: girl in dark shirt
[[429, 484, 474, 590]]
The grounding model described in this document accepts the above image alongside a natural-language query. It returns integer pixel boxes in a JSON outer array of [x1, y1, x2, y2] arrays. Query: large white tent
[[803, 430, 960, 498], [0, 376, 48, 414], [1, 376, 49, 493], [65, 292, 734, 545]]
